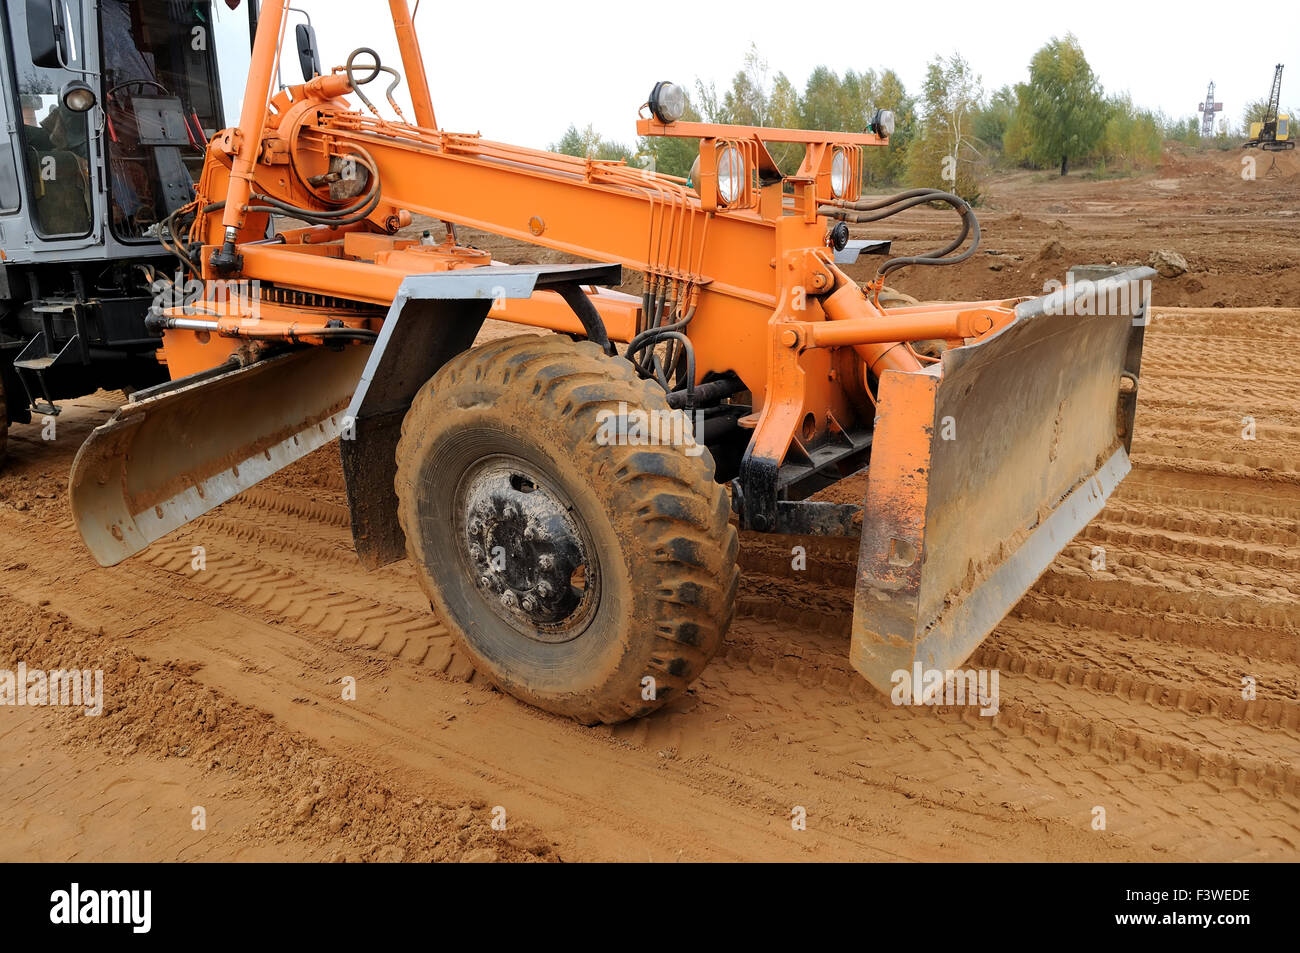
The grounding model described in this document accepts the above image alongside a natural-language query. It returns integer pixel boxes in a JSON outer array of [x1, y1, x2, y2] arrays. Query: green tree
[[1160, 114, 1200, 145], [550, 123, 635, 163], [765, 72, 803, 172], [972, 85, 1016, 156], [864, 68, 915, 187], [1243, 98, 1272, 127], [1097, 95, 1162, 171], [905, 53, 984, 200], [1012, 34, 1107, 175], [799, 66, 847, 132], [551, 124, 586, 158], [721, 44, 771, 126]]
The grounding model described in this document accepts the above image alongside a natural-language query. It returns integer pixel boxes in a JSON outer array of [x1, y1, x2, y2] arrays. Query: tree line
[[551, 35, 1262, 202]]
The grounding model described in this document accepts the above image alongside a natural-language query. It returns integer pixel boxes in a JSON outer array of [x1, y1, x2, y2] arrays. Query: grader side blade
[[70, 345, 371, 567], [850, 267, 1151, 693]]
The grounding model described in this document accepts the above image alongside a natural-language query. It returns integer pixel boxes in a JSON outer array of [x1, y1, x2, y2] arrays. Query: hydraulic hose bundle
[[246, 147, 384, 228], [819, 188, 980, 277], [627, 282, 697, 407]]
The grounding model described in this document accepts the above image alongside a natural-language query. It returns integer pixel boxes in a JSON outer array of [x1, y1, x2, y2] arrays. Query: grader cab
[[68, 0, 1150, 723]]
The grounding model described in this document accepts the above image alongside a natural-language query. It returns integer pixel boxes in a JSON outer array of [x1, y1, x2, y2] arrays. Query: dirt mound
[[1036, 238, 1069, 262], [1214, 148, 1300, 177], [0, 596, 554, 862]]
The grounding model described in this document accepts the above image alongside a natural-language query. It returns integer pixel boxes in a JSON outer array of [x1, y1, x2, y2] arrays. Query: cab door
[[1, 0, 104, 258]]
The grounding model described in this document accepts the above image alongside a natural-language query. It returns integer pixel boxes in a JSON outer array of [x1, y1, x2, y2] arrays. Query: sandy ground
[[0, 148, 1297, 861]]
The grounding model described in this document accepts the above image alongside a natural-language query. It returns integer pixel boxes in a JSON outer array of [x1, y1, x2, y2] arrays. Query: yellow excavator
[[1245, 65, 1294, 151]]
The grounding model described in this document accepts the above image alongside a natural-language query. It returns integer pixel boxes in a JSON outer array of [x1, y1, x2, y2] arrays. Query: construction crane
[[1199, 81, 1222, 137], [1244, 64, 1294, 151], [54, 0, 1151, 723]]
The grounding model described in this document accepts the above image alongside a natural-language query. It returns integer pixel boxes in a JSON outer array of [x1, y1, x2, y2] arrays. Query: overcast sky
[[214, 0, 1300, 147]]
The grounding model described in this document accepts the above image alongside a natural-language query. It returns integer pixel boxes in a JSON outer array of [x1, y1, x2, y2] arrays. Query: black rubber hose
[[665, 373, 744, 409], [247, 170, 381, 224], [829, 187, 952, 213], [345, 48, 405, 119], [878, 201, 979, 277], [818, 188, 979, 277], [640, 331, 695, 409]]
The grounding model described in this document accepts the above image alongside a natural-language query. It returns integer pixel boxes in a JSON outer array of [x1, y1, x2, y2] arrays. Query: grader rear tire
[[394, 334, 739, 724]]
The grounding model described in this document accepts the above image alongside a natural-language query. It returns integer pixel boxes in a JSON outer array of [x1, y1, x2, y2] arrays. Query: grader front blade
[[70, 345, 371, 567], [850, 267, 1152, 693]]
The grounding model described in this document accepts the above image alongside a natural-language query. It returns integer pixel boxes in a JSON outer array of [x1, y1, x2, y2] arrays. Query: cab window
[[101, 0, 225, 242], [6, 0, 93, 237]]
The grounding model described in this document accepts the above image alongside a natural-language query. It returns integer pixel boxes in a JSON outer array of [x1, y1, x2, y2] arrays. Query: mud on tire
[[394, 334, 739, 724]]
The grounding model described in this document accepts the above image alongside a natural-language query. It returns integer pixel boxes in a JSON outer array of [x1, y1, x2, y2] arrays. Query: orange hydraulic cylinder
[[219, 0, 288, 238], [390, 0, 436, 128], [805, 308, 995, 347], [819, 282, 924, 375]]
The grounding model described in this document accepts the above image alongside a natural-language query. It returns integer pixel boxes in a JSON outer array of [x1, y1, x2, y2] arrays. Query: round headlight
[[61, 80, 97, 113], [830, 149, 851, 198], [717, 146, 745, 204], [649, 81, 686, 124], [870, 108, 895, 138]]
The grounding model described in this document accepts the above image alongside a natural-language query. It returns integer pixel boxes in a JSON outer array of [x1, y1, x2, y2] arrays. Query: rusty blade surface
[[850, 270, 1150, 693], [70, 345, 372, 567]]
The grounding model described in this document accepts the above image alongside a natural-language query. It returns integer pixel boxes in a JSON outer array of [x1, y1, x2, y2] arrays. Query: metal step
[[13, 330, 86, 416], [31, 300, 78, 316]]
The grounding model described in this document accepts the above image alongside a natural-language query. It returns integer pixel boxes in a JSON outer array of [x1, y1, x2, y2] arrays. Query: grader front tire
[[394, 334, 738, 724]]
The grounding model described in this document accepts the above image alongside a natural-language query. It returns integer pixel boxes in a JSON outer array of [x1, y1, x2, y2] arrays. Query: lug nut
[[538, 554, 555, 571], [500, 591, 519, 609], [536, 581, 553, 599], [521, 595, 538, 613], [478, 575, 492, 589], [468, 518, 483, 535]]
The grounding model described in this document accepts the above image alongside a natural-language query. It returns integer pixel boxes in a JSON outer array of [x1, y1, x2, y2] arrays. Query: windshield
[[101, 0, 226, 241]]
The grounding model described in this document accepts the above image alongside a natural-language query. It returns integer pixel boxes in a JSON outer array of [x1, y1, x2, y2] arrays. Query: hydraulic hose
[[245, 147, 383, 228], [819, 188, 980, 277]]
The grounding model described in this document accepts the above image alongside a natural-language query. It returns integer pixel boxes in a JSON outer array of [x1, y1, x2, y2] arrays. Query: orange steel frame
[[167, 0, 1022, 513]]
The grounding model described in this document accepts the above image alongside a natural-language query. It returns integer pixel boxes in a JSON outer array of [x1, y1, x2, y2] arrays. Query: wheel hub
[[457, 458, 597, 642]]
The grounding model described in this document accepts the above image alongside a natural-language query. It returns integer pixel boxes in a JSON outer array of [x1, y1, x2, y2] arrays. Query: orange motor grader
[[69, 0, 1151, 723]]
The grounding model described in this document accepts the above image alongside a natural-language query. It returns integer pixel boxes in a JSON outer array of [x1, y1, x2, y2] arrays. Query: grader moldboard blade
[[70, 345, 372, 567], [850, 266, 1153, 693]]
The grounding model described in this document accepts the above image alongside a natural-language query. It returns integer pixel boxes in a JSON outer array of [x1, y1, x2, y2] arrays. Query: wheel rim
[[453, 453, 601, 644]]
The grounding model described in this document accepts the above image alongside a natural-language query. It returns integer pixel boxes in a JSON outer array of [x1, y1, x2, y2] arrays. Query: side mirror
[[26, 0, 69, 69], [295, 24, 321, 81]]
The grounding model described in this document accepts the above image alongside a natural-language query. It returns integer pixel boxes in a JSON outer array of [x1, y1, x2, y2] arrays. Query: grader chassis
[[67, 0, 1150, 723]]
